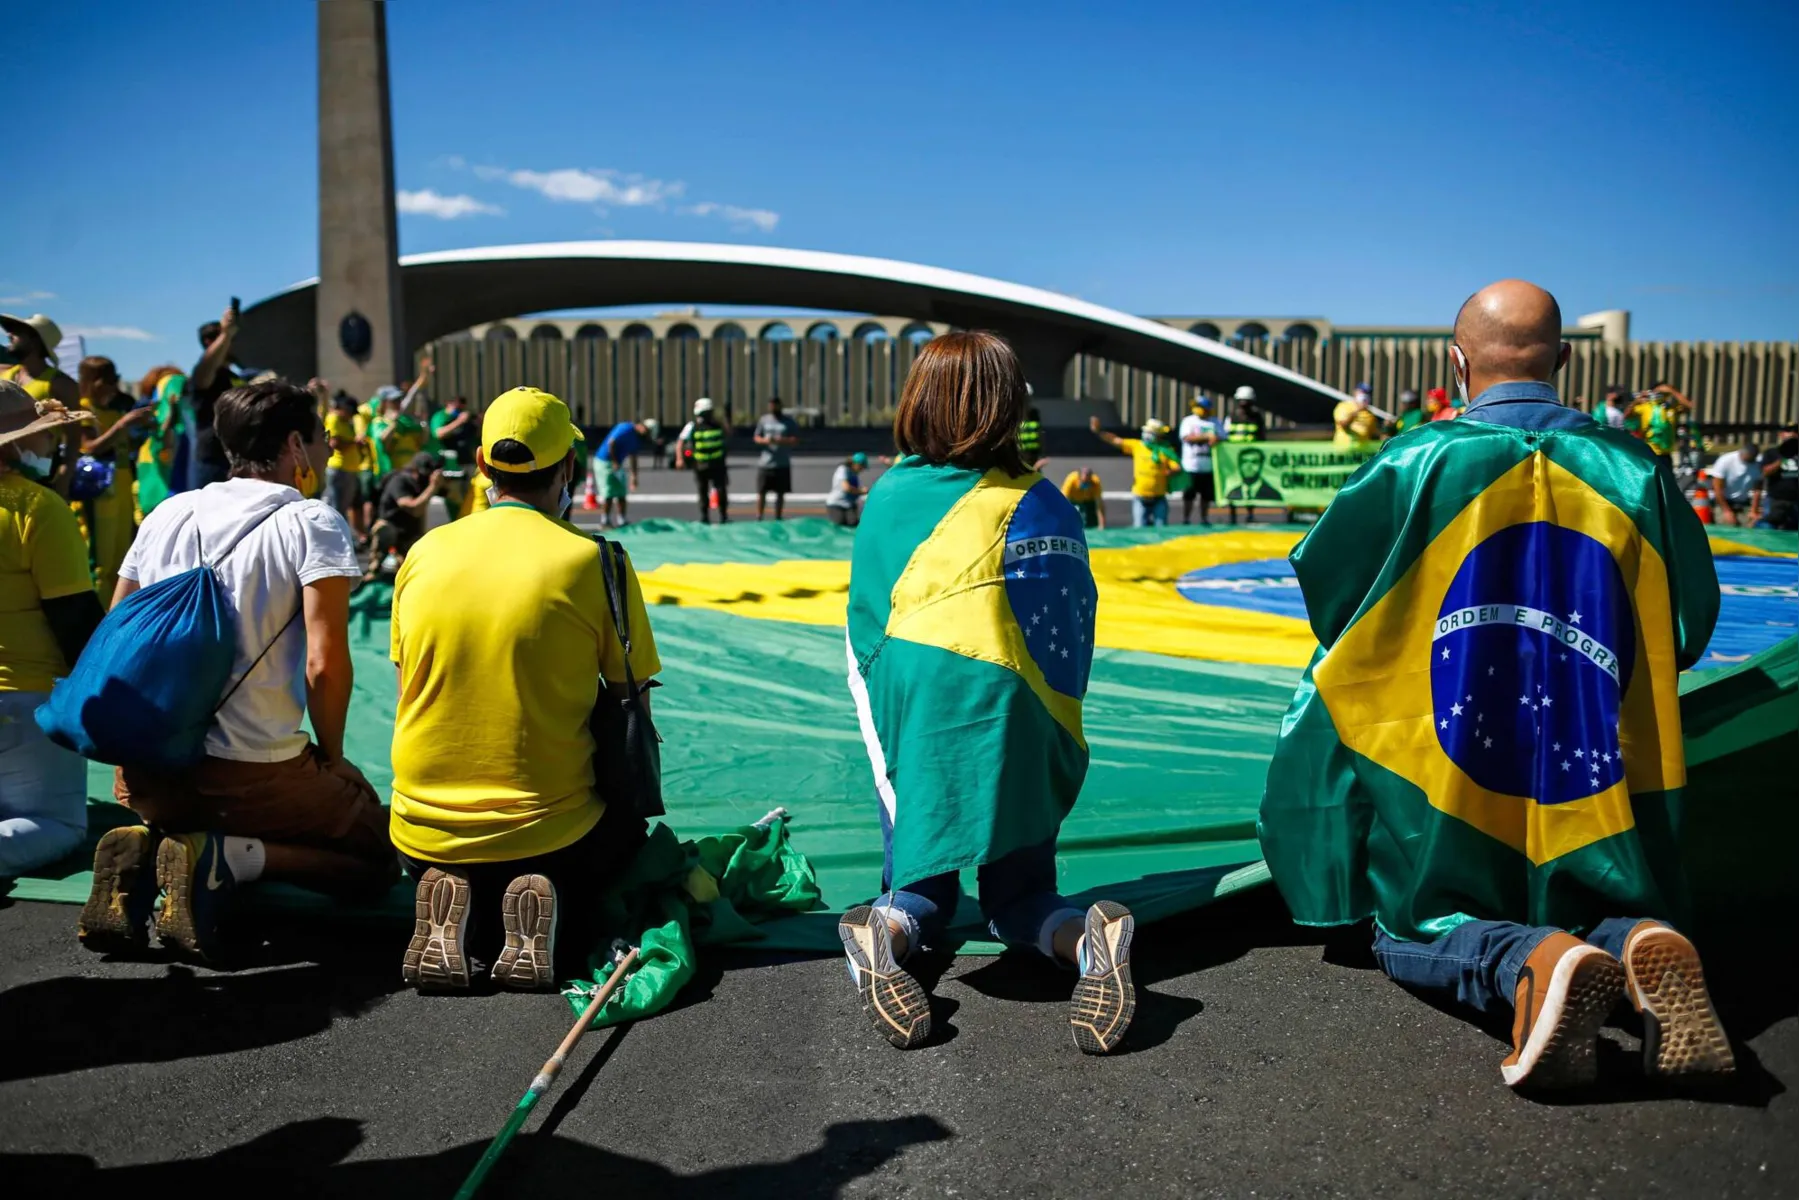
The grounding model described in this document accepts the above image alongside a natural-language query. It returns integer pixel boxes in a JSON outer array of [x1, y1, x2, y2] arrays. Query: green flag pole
[[454, 946, 642, 1200]]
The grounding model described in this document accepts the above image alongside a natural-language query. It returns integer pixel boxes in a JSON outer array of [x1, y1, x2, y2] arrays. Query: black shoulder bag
[[589, 537, 665, 818]]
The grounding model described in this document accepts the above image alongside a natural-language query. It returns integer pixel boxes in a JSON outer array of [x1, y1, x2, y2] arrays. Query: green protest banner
[[1212, 441, 1380, 508]]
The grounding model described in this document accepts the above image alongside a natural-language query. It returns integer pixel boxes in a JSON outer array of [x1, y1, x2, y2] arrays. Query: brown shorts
[[114, 743, 392, 865]]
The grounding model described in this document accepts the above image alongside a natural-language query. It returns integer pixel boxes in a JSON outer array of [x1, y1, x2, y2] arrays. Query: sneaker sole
[[153, 836, 205, 961], [1627, 929, 1736, 1078], [1071, 900, 1137, 1056], [78, 826, 154, 952], [493, 874, 557, 991], [1502, 946, 1624, 1089], [403, 869, 472, 991], [838, 905, 932, 1049]]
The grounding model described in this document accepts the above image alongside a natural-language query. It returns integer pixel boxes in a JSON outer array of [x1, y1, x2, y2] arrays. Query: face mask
[[294, 461, 323, 499], [556, 485, 573, 519], [14, 449, 54, 481], [1451, 346, 1471, 406]]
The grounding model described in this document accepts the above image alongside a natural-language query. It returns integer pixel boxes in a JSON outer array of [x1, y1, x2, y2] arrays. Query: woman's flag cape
[[1258, 421, 1719, 943], [846, 458, 1098, 887]]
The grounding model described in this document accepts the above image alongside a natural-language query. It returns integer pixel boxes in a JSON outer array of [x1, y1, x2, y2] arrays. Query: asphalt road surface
[[3, 889, 1792, 1198], [569, 453, 1294, 530]]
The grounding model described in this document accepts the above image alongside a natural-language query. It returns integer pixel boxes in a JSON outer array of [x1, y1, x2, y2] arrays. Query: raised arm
[[191, 305, 236, 392], [1088, 415, 1123, 449]]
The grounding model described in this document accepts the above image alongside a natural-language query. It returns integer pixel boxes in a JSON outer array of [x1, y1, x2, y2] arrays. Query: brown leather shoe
[[1621, 922, 1735, 1078], [1501, 931, 1624, 1089]]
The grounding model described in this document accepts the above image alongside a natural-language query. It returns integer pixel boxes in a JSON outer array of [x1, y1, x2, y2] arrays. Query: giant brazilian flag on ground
[[12, 462, 1796, 957]]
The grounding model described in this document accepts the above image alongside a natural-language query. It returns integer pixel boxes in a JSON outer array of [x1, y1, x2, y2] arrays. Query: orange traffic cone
[[581, 471, 599, 510], [1690, 470, 1713, 524]]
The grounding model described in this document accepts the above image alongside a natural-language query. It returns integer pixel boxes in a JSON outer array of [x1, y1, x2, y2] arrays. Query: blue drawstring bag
[[36, 503, 298, 767]]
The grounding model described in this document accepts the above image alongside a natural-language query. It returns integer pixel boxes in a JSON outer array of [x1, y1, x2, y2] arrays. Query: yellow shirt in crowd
[[325, 411, 365, 473], [1333, 400, 1382, 449], [1062, 470, 1103, 505], [387, 502, 661, 863], [1117, 438, 1176, 499], [0, 473, 99, 693]]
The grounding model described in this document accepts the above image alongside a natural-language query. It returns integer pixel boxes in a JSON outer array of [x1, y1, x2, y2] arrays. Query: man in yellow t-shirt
[[1089, 416, 1179, 526], [389, 386, 661, 993], [323, 393, 367, 541], [1333, 383, 1383, 450], [1061, 467, 1105, 529]]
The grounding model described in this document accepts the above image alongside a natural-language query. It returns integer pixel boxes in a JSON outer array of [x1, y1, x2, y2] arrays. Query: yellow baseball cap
[[481, 386, 578, 474]]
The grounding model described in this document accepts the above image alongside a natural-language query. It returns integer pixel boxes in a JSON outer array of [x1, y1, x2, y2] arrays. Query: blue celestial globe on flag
[[1003, 479, 1097, 699], [1430, 521, 1636, 805]]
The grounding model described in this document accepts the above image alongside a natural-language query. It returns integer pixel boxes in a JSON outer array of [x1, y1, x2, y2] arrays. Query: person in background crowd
[[1628, 383, 1690, 473], [323, 392, 368, 544], [839, 331, 1136, 1055], [1016, 405, 1044, 470], [364, 452, 443, 583], [82, 380, 392, 962], [389, 386, 660, 992], [369, 389, 429, 481], [187, 304, 246, 491], [1178, 395, 1220, 524], [1089, 415, 1179, 527], [1707, 443, 1763, 527], [684, 397, 730, 523], [0, 379, 104, 878], [1, 313, 81, 497], [1061, 466, 1105, 529], [1224, 389, 1262, 525], [753, 395, 798, 521], [429, 393, 477, 518], [1333, 381, 1383, 450], [1391, 389, 1425, 436], [825, 452, 868, 527], [642, 418, 667, 470], [1759, 430, 1798, 529], [74, 357, 153, 603], [1427, 385, 1458, 422], [1596, 384, 1629, 430], [596, 418, 648, 528], [132, 366, 188, 518]]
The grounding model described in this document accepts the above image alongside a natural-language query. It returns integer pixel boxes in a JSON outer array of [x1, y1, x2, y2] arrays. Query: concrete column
[[317, 0, 406, 398]]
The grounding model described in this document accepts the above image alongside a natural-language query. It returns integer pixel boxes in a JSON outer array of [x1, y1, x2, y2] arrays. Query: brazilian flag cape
[[1258, 419, 1718, 943], [847, 457, 1098, 887]]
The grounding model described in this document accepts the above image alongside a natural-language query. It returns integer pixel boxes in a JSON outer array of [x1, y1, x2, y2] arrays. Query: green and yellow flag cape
[[1259, 420, 1718, 942], [847, 457, 1098, 887]]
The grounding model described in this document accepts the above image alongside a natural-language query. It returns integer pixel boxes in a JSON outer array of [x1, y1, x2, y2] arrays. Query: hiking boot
[[1501, 932, 1624, 1089], [492, 874, 558, 991], [154, 832, 234, 964], [403, 867, 472, 991], [78, 825, 160, 952], [1070, 901, 1136, 1055], [1621, 922, 1735, 1079], [838, 905, 931, 1049]]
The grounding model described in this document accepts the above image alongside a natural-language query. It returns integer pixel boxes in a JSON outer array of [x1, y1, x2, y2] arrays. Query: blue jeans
[[0, 691, 88, 877], [1373, 917, 1655, 1016], [876, 802, 1082, 962], [1131, 495, 1168, 527]]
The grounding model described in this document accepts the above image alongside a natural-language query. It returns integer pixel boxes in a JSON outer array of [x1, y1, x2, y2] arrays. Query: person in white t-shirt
[[1178, 395, 1221, 525], [1709, 443, 1764, 526], [77, 379, 395, 964]]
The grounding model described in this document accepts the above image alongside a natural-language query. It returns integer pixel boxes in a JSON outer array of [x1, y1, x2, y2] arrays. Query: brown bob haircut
[[893, 330, 1029, 476]]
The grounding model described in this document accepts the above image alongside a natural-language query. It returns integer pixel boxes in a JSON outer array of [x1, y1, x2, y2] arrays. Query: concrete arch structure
[[239, 240, 1349, 419]]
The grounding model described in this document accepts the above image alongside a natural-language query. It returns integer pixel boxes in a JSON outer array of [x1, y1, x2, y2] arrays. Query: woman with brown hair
[[838, 331, 1136, 1055]]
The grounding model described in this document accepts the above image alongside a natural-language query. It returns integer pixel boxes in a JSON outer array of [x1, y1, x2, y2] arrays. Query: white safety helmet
[[693, 397, 715, 415], [1233, 385, 1258, 403]]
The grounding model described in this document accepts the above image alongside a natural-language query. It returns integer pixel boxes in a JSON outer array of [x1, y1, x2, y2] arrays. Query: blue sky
[[7, 0, 1795, 375]]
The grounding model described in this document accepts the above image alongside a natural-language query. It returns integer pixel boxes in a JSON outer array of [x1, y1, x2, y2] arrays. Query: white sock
[[221, 836, 266, 883]]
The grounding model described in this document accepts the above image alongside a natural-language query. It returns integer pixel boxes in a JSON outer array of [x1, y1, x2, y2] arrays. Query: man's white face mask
[[1451, 345, 1471, 406]]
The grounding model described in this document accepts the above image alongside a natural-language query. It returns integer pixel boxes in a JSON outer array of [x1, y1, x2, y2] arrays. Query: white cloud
[[497, 167, 683, 209], [681, 202, 780, 233], [0, 288, 55, 306], [396, 189, 503, 219], [66, 325, 158, 342]]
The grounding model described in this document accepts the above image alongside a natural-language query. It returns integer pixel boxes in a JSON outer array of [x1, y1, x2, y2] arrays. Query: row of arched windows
[[490, 320, 939, 346], [1188, 321, 1319, 343]]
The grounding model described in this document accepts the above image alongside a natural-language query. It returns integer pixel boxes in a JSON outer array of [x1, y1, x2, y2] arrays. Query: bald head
[[1453, 280, 1568, 394]]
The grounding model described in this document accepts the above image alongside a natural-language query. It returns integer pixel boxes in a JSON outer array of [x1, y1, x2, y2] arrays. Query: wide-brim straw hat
[[0, 379, 95, 448], [0, 313, 64, 364]]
